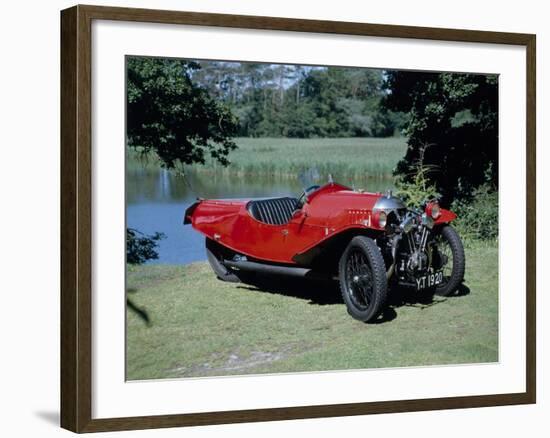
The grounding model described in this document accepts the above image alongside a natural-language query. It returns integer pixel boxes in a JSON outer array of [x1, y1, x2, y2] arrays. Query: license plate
[[415, 270, 443, 290]]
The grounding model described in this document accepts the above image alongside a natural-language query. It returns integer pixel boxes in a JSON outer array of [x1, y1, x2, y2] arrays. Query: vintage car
[[184, 180, 465, 322]]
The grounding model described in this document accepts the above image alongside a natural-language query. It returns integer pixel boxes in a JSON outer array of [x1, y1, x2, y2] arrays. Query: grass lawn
[[126, 242, 498, 380], [128, 137, 407, 181]]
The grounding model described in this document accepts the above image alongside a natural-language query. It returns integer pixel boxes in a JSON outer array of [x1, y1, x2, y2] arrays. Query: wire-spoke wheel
[[431, 225, 465, 296], [339, 236, 387, 322]]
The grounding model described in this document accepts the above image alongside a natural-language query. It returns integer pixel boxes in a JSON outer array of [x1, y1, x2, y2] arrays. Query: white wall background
[[0, 0, 546, 436]]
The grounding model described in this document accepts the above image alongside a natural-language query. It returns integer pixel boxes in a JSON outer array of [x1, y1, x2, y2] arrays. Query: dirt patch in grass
[[169, 349, 291, 377]]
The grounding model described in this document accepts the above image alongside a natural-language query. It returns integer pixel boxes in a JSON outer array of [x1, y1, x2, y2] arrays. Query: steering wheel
[[296, 185, 321, 210]]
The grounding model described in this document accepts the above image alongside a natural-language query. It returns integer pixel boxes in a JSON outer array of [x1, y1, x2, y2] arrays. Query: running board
[[223, 259, 336, 280]]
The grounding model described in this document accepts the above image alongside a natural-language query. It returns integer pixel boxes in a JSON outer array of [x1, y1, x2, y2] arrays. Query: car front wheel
[[338, 236, 388, 322], [431, 225, 465, 296]]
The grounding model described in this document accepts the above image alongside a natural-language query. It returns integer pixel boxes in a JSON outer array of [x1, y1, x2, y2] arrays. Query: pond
[[126, 166, 395, 265]]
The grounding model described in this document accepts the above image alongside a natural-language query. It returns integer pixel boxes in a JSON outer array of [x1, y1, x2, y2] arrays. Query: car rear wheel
[[338, 236, 388, 322], [205, 238, 241, 283]]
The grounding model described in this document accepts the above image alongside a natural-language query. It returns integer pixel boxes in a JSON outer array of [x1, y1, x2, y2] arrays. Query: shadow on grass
[[237, 274, 343, 305], [388, 282, 470, 308], [127, 287, 151, 326], [374, 283, 471, 323], [237, 274, 470, 324]]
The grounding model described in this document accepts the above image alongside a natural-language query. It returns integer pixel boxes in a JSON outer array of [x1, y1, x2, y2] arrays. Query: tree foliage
[[126, 228, 165, 265], [383, 71, 498, 203], [126, 57, 239, 266], [127, 57, 239, 169], [192, 62, 406, 138]]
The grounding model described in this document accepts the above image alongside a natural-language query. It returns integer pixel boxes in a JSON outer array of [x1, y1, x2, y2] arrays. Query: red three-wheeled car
[[185, 180, 464, 322]]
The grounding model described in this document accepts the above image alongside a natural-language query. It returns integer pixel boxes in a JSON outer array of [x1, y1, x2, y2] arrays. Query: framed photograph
[[60, 4, 536, 433]]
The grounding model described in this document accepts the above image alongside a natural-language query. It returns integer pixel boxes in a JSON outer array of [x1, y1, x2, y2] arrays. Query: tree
[[383, 71, 498, 202], [126, 228, 165, 265], [126, 228, 166, 325], [127, 57, 239, 169], [126, 57, 240, 267], [190, 61, 402, 138]]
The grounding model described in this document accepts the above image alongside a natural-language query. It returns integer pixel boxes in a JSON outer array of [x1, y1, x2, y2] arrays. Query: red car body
[[184, 182, 456, 266]]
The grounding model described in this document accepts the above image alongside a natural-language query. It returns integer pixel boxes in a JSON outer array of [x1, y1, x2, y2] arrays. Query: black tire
[[338, 236, 388, 322], [432, 225, 465, 296], [205, 238, 241, 283]]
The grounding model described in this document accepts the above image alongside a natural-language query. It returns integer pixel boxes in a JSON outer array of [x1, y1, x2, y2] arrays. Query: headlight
[[427, 202, 441, 219], [374, 210, 387, 228]]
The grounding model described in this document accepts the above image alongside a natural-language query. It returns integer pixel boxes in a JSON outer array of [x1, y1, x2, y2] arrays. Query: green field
[[126, 243, 498, 380], [128, 137, 407, 180]]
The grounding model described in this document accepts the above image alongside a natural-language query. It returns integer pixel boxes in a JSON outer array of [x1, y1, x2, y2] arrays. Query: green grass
[[127, 137, 407, 180], [126, 242, 498, 380]]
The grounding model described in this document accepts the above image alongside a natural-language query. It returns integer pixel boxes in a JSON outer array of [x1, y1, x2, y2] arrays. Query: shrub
[[394, 144, 440, 208], [394, 164, 440, 208], [451, 184, 498, 241], [393, 143, 498, 243]]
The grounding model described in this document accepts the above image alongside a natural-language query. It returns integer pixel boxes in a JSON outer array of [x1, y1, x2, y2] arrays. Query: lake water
[[126, 166, 394, 265]]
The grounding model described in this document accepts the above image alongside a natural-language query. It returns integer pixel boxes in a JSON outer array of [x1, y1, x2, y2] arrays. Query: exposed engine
[[375, 194, 443, 288], [395, 212, 433, 284]]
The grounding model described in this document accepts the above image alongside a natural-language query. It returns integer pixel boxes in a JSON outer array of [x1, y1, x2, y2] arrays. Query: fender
[[291, 226, 384, 266], [434, 207, 457, 225]]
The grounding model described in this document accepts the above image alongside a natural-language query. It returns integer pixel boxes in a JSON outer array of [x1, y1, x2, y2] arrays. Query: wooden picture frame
[[60, 4, 536, 433]]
